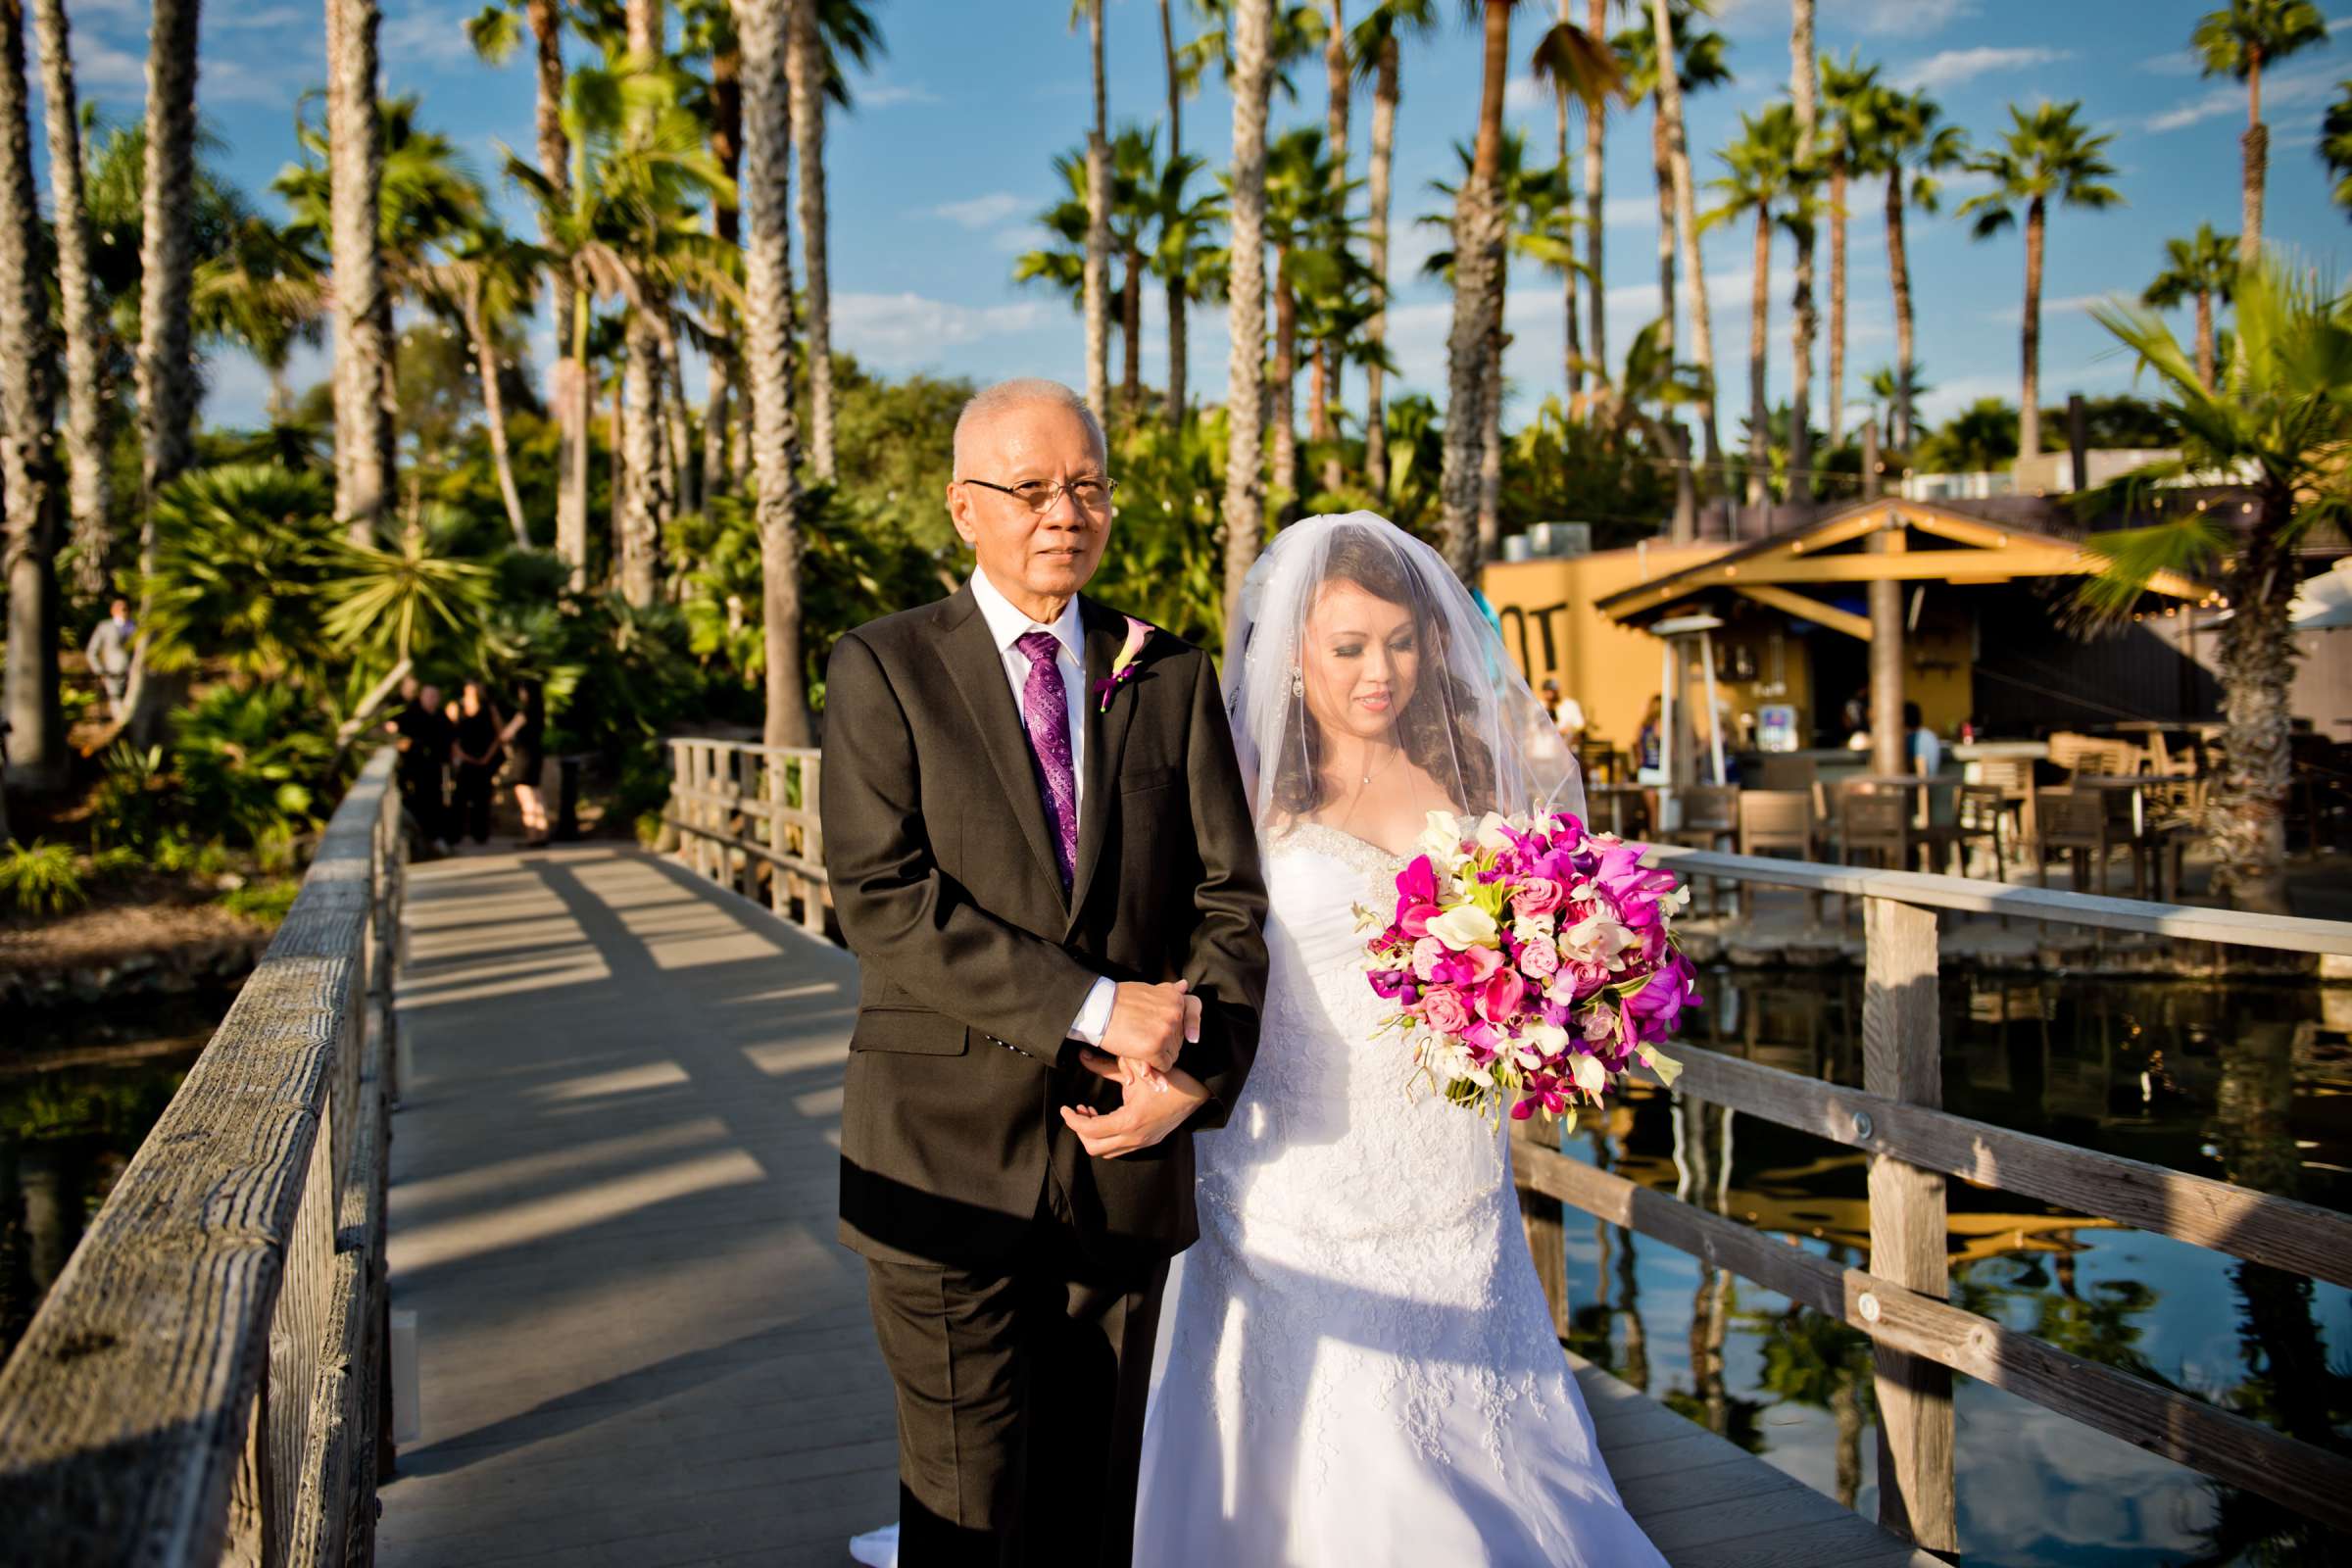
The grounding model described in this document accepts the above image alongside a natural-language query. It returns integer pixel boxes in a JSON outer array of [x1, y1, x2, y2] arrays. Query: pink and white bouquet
[[1359, 808, 1695, 1126]]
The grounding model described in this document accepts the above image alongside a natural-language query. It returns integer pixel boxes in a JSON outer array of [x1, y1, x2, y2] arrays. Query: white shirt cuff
[[1067, 975, 1117, 1046]]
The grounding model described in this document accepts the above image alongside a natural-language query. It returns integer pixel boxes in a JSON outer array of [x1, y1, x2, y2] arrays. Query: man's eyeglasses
[[957, 475, 1118, 514]]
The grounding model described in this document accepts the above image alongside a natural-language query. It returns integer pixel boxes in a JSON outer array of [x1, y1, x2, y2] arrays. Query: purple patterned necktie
[[1015, 629, 1079, 890]]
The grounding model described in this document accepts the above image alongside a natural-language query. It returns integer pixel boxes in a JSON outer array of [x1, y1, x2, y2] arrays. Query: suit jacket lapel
[[936, 585, 1066, 901], [1066, 596, 1139, 937]]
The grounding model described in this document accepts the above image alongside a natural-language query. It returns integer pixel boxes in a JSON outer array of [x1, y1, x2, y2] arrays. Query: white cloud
[[1896, 47, 2069, 93], [932, 192, 1033, 229], [856, 79, 942, 109], [1717, 0, 1977, 36], [214, 5, 309, 29], [2146, 55, 2338, 132], [381, 7, 483, 72], [830, 293, 1055, 368], [1505, 74, 1546, 115], [1985, 292, 2121, 326]]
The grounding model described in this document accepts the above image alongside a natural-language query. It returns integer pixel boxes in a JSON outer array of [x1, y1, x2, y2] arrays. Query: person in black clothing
[[501, 676, 550, 847], [387, 678, 452, 851], [449, 680, 506, 846]]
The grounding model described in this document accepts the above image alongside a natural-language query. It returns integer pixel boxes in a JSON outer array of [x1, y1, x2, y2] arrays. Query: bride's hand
[[1063, 1055, 1208, 1158]]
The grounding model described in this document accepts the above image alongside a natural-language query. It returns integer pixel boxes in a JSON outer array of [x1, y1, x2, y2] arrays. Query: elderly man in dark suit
[[821, 378, 1267, 1568]]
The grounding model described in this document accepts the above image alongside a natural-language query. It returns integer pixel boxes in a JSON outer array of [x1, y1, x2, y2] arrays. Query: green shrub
[[150, 831, 230, 878], [172, 684, 333, 851], [1, 840, 87, 915], [217, 876, 300, 926], [90, 742, 170, 851]]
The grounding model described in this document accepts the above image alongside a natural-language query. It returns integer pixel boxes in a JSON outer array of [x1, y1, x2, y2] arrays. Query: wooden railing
[[0, 750, 404, 1566], [1513, 846, 2352, 1557], [664, 737, 829, 934]]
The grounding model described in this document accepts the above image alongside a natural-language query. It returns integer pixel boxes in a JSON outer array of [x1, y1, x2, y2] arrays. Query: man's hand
[[1059, 1055, 1210, 1158], [1099, 979, 1200, 1076]]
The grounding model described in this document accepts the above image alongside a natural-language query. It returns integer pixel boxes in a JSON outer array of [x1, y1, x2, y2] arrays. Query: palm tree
[[791, 1, 883, 483], [1869, 86, 1963, 451], [30, 0, 109, 601], [2192, 1, 2328, 269], [1079, 0, 1112, 423], [1530, 6, 1619, 401], [1612, 7, 1726, 369], [1786, 0, 1817, 497], [1158, 0, 1190, 425], [1313, 0, 1348, 471], [1705, 104, 1807, 507], [1592, 318, 1706, 535], [1348, 0, 1443, 495], [2141, 223, 2238, 390], [424, 225, 543, 548], [1223, 0, 1276, 633], [1016, 130, 1165, 414], [1438, 0, 1517, 581], [734, 0, 808, 746], [467, 0, 585, 576], [1151, 145, 1221, 425], [1815, 52, 1880, 453], [1263, 126, 1353, 518], [1581, 0, 1613, 392], [2324, 79, 2352, 214], [192, 215, 328, 419], [2084, 260, 2349, 913], [1957, 102, 2122, 467], [1861, 362, 1929, 452], [326, 0, 394, 546], [0, 0, 62, 789], [1643, 0, 1719, 507]]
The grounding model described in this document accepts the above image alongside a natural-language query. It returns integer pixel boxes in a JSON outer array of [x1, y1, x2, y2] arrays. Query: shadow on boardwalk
[[380, 844, 894, 1568]]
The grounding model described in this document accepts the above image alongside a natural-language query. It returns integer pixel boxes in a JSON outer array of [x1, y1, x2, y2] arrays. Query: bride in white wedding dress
[[1129, 514, 1667, 1567], [852, 514, 1663, 1567]]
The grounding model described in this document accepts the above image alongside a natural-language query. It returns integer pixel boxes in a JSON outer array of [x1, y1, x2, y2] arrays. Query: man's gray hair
[[952, 377, 1106, 476]]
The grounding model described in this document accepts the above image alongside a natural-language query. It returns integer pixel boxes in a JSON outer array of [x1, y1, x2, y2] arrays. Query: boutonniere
[[1092, 616, 1154, 711]]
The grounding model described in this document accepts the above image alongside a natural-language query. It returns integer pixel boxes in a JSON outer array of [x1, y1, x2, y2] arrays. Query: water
[[1556, 970, 2352, 1568], [0, 992, 232, 1362]]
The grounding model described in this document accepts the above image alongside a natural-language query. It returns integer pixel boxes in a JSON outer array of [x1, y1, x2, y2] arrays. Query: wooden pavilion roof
[[1593, 498, 2214, 637]]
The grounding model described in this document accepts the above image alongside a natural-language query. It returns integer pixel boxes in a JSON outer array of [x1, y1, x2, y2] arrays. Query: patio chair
[[1738, 788, 1823, 927], [2034, 788, 2128, 897], [1658, 784, 1740, 915], [1753, 754, 1818, 794]]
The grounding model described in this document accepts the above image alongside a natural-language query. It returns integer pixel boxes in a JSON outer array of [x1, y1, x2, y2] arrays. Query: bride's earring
[[1291, 667, 1303, 699]]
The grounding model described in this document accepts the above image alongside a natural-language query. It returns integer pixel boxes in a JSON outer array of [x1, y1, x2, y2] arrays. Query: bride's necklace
[[1348, 740, 1404, 790]]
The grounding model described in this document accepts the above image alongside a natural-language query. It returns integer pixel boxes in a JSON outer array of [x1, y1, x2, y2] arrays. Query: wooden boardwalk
[[380, 843, 1936, 1568]]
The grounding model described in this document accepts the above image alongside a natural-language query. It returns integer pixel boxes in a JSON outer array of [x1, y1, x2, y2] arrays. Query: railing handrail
[[0, 750, 402, 1566], [1645, 844, 2352, 956]]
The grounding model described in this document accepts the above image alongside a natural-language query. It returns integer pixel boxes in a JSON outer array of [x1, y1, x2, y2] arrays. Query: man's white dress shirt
[[969, 566, 1118, 1048]]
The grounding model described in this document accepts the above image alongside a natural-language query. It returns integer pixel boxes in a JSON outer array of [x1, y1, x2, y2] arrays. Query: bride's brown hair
[[1267, 526, 1496, 822]]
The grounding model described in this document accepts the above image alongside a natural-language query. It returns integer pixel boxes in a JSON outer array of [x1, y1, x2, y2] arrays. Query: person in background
[[1634, 694, 1665, 783], [85, 598, 136, 721], [501, 676, 550, 849], [386, 677, 452, 853], [449, 680, 506, 846], [1906, 701, 1943, 776], [1540, 678, 1586, 750]]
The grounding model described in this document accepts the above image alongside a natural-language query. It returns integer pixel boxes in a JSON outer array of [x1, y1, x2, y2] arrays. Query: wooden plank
[[1643, 845, 2352, 955], [1862, 898, 1955, 1556], [1516, 1145, 2352, 1537], [0, 752, 400, 1567], [1735, 583, 1873, 640], [1649, 1042, 2352, 1290]]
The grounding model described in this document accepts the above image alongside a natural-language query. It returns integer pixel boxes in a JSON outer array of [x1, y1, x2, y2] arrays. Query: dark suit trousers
[[864, 1180, 1169, 1568]]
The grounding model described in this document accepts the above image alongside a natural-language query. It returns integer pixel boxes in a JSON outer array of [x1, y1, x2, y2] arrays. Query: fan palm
[[1151, 145, 1224, 425], [1262, 125, 1356, 519], [2326, 78, 2352, 215], [2082, 258, 2351, 913], [2191, 0, 2328, 267], [136, 466, 339, 684], [321, 506, 498, 667], [1704, 104, 1812, 506], [1863, 85, 1964, 450], [1591, 318, 1707, 536], [1956, 101, 2121, 466], [1529, 4, 1621, 400], [1861, 363, 1930, 452], [1015, 128, 1166, 412], [2141, 222, 2238, 390]]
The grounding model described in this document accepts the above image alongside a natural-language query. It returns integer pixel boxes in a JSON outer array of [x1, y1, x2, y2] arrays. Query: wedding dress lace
[[1130, 825, 1668, 1566]]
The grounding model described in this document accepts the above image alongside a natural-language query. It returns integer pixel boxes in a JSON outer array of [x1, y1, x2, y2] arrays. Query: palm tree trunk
[[2019, 196, 2043, 466], [1886, 168, 1916, 449], [1222, 0, 1274, 635], [1120, 245, 1144, 412], [787, 0, 836, 481], [466, 284, 530, 550], [658, 311, 696, 516], [1826, 158, 1845, 450], [2241, 53, 2264, 270], [1318, 0, 1348, 469], [1272, 250, 1298, 520], [736, 0, 808, 748], [1583, 0, 1605, 382], [527, 0, 581, 579], [1160, 0, 1187, 428], [327, 0, 391, 548], [1557, 12, 1581, 401], [1788, 0, 1815, 500], [1362, 35, 1397, 495], [124, 0, 200, 741], [620, 312, 665, 606], [1083, 0, 1111, 421], [0, 0, 62, 789], [1650, 109, 1675, 358], [1440, 0, 1511, 581], [1648, 0, 1717, 498], [31, 0, 109, 601], [2194, 286, 2215, 390], [704, 24, 741, 503], [2211, 506, 2294, 912], [1478, 276, 1505, 560], [1746, 209, 1770, 507]]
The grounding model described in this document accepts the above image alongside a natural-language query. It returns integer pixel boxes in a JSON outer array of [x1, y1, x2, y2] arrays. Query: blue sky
[[44, 0, 2352, 437]]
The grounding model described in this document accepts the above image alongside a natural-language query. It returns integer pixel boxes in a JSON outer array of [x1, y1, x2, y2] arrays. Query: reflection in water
[[0, 993, 227, 1359], [1553, 971, 2352, 1567]]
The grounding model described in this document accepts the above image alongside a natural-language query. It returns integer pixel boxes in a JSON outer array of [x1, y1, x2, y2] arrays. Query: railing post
[[1863, 893, 1957, 1558], [767, 751, 790, 918], [800, 754, 825, 936], [1516, 1121, 1571, 1342]]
